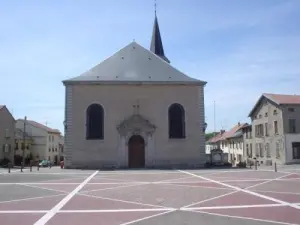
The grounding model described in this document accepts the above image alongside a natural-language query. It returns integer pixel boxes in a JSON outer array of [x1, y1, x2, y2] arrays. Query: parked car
[[39, 160, 50, 167]]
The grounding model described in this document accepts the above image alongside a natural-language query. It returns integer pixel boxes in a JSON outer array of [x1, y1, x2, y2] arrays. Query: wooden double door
[[128, 135, 145, 168]]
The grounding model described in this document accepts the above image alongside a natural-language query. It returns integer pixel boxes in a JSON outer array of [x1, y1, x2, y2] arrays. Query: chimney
[[238, 122, 240, 126], [220, 130, 225, 134]]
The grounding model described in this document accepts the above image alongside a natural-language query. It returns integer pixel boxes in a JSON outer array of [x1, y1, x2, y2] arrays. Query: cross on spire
[[150, 0, 170, 63], [133, 100, 140, 115]]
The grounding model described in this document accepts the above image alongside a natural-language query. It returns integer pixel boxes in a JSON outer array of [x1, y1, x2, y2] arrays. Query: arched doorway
[[128, 135, 145, 168]]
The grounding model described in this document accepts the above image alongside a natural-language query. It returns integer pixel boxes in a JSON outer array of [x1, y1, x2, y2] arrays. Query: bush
[[237, 161, 247, 168], [205, 162, 212, 168], [224, 162, 232, 167], [0, 158, 11, 167]]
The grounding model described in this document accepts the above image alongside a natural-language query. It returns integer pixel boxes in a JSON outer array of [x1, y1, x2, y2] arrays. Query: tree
[[205, 132, 218, 141]]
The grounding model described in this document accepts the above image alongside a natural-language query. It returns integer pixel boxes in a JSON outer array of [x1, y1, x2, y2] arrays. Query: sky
[[0, 0, 300, 133]]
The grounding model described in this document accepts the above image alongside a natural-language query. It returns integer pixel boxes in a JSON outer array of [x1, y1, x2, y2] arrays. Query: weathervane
[[154, 0, 157, 16]]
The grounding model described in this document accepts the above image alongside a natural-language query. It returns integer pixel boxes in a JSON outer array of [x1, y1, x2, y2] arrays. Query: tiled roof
[[263, 93, 300, 105], [207, 132, 224, 143], [18, 119, 60, 134], [0, 105, 5, 110], [249, 93, 300, 117], [63, 42, 206, 85], [220, 123, 248, 140]]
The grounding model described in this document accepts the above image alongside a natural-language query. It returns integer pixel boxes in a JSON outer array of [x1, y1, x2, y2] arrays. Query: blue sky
[[0, 0, 300, 133]]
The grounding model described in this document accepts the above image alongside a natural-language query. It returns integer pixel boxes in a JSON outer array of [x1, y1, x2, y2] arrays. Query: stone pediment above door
[[117, 114, 156, 136]]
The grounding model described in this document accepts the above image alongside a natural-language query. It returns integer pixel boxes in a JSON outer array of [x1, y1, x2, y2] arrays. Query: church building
[[62, 14, 207, 169]]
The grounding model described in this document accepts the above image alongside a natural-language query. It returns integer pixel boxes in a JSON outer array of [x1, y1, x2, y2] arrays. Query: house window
[[55, 148, 57, 152], [259, 143, 264, 157], [274, 121, 278, 134], [255, 124, 264, 137], [265, 143, 271, 158], [265, 123, 269, 136], [276, 142, 280, 159], [15, 142, 18, 150], [288, 108, 295, 112], [292, 142, 300, 159], [49, 136, 51, 142], [168, 103, 185, 139], [86, 104, 104, 140], [52, 148, 54, 152], [288, 119, 296, 133], [255, 143, 259, 157], [265, 112, 268, 117], [49, 148, 51, 152], [250, 143, 253, 158], [52, 136, 54, 141], [273, 110, 277, 115], [246, 144, 249, 157], [259, 114, 262, 118]]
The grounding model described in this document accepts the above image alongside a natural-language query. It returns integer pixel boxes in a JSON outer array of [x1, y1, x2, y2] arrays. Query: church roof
[[150, 15, 170, 63], [63, 41, 206, 85]]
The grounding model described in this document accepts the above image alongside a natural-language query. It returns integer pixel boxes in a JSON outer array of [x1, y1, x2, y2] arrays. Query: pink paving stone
[[223, 180, 267, 189], [28, 184, 78, 192], [0, 195, 66, 210], [39, 178, 85, 183], [282, 173, 300, 179], [62, 195, 159, 210], [47, 211, 168, 225], [80, 183, 131, 192], [199, 206, 300, 225], [0, 213, 44, 225], [170, 182, 229, 189], [189, 191, 275, 208], [256, 191, 300, 203], [89, 177, 134, 183]]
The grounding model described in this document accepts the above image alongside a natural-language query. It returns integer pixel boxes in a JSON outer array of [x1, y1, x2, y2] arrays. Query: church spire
[[150, 1, 170, 63]]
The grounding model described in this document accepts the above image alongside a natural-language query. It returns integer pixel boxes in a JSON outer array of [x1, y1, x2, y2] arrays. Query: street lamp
[[63, 120, 67, 130], [203, 122, 208, 132]]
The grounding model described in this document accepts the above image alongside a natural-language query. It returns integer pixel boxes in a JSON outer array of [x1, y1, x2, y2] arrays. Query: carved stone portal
[[117, 114, 156, 143]]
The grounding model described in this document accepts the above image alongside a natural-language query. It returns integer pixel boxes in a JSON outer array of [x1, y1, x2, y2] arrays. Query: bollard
[[37, 164, 40, 171], [30, 160, 33, 172], [274, 162, 277, 172], [8, 163, 11, 173], [255, 160, 257, 170], [21, 162, 23, 172]]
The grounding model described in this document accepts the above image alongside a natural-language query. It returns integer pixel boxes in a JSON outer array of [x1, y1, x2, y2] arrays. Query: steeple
[[150, 3, 170, 63]]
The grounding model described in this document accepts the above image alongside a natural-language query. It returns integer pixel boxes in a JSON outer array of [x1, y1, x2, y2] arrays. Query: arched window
[[86, 104, 104, 140], [168, 103, 185, 139]]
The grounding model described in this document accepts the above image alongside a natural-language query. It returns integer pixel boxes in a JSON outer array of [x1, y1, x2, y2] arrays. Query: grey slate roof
[[63, 41, 206, 85], [150, 15, 170, 63]]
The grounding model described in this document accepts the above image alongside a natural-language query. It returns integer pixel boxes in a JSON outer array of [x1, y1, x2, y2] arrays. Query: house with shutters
[[247, 93, 300, 165], [62, 13, 207, 169], [16, 119, 61, 164], [0, 105, 15, 165]]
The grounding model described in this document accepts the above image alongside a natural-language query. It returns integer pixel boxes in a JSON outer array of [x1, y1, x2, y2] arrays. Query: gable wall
[[0, 107, 15, 163], [65, 84, 206, 168]]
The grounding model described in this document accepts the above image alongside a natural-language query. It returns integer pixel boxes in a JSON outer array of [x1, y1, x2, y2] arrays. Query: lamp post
[[22, 116, 27, 169], [203, 122, 208, 133]]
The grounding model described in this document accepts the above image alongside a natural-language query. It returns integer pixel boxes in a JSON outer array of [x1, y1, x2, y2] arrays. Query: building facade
[[63, 15, 207, 169], [247, 93, 300, 165], [219, 123, 247, 165], [16, 119, 61, 164], [0, 105, 15, 165]]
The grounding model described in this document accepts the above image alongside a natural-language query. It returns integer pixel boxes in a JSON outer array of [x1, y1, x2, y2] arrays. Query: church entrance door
[[128, 135, 145, 168]]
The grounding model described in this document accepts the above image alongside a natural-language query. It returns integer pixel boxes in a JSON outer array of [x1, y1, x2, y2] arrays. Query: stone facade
[[63, 84, 206, 169]]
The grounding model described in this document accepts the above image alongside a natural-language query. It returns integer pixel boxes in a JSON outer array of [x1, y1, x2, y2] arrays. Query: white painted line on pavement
[[34, 171, 98, 225], [178, 170, 300, 209]]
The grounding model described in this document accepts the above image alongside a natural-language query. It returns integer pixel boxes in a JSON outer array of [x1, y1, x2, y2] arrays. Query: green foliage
[[205, 132, 217, 141]]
